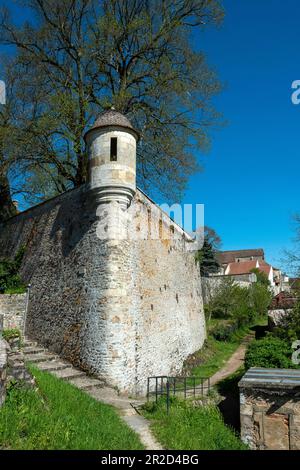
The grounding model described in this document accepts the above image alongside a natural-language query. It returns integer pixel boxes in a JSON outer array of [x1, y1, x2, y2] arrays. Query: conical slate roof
[[84, 109, 139, 140]]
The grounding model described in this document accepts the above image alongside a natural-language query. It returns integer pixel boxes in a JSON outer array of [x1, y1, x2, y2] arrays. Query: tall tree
[[0, 0, 224, 209], [196, 226, 221, 276]]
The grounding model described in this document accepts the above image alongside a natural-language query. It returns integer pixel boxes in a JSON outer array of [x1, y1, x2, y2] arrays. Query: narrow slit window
[[110, 137, 118, 161]]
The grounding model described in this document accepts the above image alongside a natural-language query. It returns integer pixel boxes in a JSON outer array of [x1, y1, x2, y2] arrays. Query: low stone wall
[[0, 294, 27, 331], [268, 308, 292, 329], [0, 338, 8, 406], [239, 368, 300, 450], [202, 276, 252, 304]]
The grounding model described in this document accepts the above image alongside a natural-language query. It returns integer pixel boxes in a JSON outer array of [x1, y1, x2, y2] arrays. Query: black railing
[[147, 376, 210, 414]]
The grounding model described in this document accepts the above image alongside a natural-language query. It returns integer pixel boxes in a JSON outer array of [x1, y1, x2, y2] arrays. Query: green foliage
[[249, 282, 272, 317], [250, 268, 270, 286], [196, 227, 221, 277], [0, 367, 143, 450], [184, 325, 250, 379], [206, 276, 271, 334], [0, 246, 26, 294], [142, 397, 247, 450], [245, 336, 296, 369], [0, 0, 224, 204], [273, 300, 300, 343], [1, 329, 21, 342], [210, 321, 239, 341]]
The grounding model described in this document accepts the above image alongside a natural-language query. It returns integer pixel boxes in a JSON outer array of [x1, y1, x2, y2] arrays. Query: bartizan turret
[[84, 108, 139, 209]]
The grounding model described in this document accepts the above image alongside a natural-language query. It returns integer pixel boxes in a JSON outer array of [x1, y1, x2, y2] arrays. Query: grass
[[142, 397, 248, 450], [184, 316, 268, 380], [184, 325, 251, 379], [2, 287, 27, 295], [0, 366, 144, 450]]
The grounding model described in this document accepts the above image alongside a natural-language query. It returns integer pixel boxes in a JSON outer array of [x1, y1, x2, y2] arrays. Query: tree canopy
[[0, 0, 224, 217]]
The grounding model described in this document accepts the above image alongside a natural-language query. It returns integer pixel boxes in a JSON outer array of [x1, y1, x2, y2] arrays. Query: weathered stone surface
[[0, 294, 26, 331], [239, 368, 300, 450], [0, 338, 8, 406], [0, 115, 206, 396], [268, 308, 292, 329]]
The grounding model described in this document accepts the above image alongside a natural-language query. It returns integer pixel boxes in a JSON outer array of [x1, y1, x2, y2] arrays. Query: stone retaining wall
[[0, 338, 8, 406], [0, 294, 27, 331], [0, 186, 206, 395]]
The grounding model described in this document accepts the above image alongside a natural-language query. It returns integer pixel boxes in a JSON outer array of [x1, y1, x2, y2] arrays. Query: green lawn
[[184, 325, 251, 379], [185, 316, 268, 379], [0, 367, 144, 450], [142, 398, 247, 450]]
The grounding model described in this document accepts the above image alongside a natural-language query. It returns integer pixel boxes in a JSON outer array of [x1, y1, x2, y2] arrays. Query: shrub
[[0, 246, 26, 294], [2, 329, 21, 342], [210, 321, 239, 341], [206, 276, 271, 332], [245, 336, 296, 369], [273, 300, 300, 342]]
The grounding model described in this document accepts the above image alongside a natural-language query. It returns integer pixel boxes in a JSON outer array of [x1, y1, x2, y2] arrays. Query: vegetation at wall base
[[183, 323, 251, 379], [0, 246, 26, 294], [0, 367, 143, 450], [1, 329, 21, 343], [142, 397, 247, 450]]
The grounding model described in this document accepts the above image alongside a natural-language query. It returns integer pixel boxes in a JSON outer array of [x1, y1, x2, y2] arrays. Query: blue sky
[[182, 0, 300, 271], [0, 0, 299, 273]]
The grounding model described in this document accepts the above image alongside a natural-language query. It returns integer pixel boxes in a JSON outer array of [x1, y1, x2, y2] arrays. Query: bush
[[273, 300, 300, 343], [245, 336, 296, 369], [0, 246, 26, 294], [2, 329, 21, 342], [210, 321, 239, 341], [206, 276, 271, 332]]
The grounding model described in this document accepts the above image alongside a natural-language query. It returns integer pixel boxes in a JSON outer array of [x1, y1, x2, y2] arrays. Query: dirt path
[[209, 332, 255, 387]]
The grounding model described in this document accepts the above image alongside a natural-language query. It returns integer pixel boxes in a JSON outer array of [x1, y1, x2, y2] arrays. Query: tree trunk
[[0, 172, 17, 223]]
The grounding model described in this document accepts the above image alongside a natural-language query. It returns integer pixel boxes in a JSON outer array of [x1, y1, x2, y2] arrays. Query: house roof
[[217, 249, 265, 265], [84, 109, 139, 141], [226, 260, 272, 276], [289, 278, 300, 290], [226, 260, 258, 275], [269, 291, 297, 310]]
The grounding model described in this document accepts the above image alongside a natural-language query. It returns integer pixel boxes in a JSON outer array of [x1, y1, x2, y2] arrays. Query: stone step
[[52, 367, 86, 381], [25, 353, 58, 363], [24, 340, 37, 347], [36, 361, 69, 372], [23, 347, 45, 355], [68, 375, 104, 391]]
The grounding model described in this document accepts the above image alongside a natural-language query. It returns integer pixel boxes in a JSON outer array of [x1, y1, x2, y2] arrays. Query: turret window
[[110, 137, 118, 161]]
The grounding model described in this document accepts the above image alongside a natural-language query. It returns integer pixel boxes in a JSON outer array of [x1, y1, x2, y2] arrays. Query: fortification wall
[[0, 186, 108, 372], [0, 186, 206, 395], [131, 192, 205, 394]]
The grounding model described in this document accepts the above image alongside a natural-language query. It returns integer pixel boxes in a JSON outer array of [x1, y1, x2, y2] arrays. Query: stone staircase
[[22, 338, 163, 450], [23, 339, 105, 392]]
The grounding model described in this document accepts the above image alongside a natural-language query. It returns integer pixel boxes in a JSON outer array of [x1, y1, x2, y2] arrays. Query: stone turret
[[84, 109, 139, 208]]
